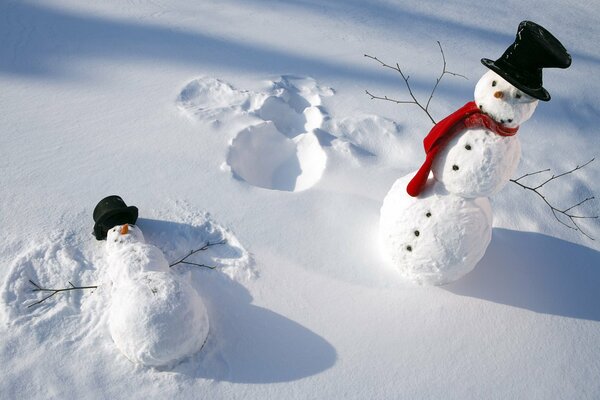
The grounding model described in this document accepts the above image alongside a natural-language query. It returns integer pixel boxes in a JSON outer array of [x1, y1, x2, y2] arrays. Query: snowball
[[431, 128, 521, 198], [109, 271, 209, 368], [379, 175, 492, 285]]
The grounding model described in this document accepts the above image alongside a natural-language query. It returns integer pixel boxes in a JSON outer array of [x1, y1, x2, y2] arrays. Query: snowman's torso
[[431, 128, 521, 198], [105, 225, 209, 368], [106, 243, 169, 282]]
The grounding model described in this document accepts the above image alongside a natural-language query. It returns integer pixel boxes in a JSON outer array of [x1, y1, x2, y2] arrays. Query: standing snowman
[[93, 196, 209, 368], [379, 21, 571, 285]]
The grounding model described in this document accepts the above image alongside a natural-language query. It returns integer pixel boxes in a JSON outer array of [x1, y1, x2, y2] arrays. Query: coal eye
[[515, 93, 522, 99], [492, 80, 497, 87]]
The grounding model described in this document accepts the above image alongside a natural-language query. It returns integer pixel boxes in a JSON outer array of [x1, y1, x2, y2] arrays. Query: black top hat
[[481, 21, 571, 101], [92, 195, 138, 240]]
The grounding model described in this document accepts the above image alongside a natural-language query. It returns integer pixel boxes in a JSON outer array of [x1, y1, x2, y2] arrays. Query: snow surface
[[1, 0, 599, 399]]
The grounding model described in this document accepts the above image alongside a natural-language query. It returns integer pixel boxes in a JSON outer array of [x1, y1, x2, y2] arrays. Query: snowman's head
[[106, 224, 146, 250], [474, 70, 539, 128]]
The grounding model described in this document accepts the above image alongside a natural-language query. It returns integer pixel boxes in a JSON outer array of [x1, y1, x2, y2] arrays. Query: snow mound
[[178, 75, 331, 192], [257, 76, 331, 137], [324, 115, 410, 166], [176, 77, 258, 121], [227, 122, 326, 192], [178, 75, 417, 191]]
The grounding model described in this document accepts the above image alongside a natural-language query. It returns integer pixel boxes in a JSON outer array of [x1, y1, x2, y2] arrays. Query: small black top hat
[[481, 20, 571, 101], [92, 195, 138, 240]]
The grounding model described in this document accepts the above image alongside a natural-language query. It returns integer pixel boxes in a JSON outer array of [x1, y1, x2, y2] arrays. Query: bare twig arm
[[533, 158, 595, 190], [510, 158, 597, 240], [364, 90, 418, 105], [364, 53, 436, 124], [425, 41, 468, 112], [27, 280, 98, 308], [168, 239, 227, 269], [365, 42, 467, 125]]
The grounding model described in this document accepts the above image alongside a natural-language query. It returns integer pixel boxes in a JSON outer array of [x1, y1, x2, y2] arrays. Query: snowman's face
[[474, 70, 539, 128], [106, 224, 146, 250]]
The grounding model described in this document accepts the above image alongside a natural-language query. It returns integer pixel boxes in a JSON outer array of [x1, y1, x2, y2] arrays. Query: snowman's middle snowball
[[431, 127, 521, 198]]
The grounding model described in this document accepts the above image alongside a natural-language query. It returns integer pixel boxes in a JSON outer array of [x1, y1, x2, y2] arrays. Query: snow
[[1, 0, 599, 399], [380, 174, 493, 285]]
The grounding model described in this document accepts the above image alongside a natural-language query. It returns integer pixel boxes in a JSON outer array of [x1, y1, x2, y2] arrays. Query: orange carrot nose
[[494, 91, 504, 99], [120, 224, 129, 235]]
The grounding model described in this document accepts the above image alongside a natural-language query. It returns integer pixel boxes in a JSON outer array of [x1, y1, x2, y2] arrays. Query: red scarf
[[406, 101, 519, 197]]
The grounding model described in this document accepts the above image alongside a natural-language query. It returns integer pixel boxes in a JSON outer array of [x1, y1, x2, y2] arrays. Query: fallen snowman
[[93, 196, 209, 368], [379, 21, 571, 285]]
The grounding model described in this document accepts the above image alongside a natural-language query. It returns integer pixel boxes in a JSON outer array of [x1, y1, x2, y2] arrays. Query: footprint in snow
[[178, 76, 332, 192], [177, 75, 412, 192]]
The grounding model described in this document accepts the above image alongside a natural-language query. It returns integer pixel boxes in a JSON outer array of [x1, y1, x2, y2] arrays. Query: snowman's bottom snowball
[[379, 174, 492, 285], [109, 272, 209, 367]]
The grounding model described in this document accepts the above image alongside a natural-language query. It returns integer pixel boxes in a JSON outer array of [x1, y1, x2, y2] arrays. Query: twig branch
[[365, 41, 467, 125], [426, 42, 468, 111], [169, 239, 227, 269], [510, 158, 597, 240], [27, 280, 97, 308]]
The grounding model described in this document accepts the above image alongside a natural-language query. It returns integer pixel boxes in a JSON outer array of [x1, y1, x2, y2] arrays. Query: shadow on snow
[[445, 228, 600, 322], [137, 218, 337, 383]]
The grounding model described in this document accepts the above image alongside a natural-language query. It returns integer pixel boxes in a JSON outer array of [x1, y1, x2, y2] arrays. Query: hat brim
[[93, 206, 138, 240], [481, 58, 550, 101]]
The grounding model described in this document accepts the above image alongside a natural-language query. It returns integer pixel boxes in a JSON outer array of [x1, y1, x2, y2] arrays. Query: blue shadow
[[136, 218, 337, 382], [445, 228, 600, 321], [0, 1, 432, 89]]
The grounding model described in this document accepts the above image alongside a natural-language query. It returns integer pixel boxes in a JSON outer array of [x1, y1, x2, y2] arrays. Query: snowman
[[379, 21, 571, 285], [93, 196, 209, 368]]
